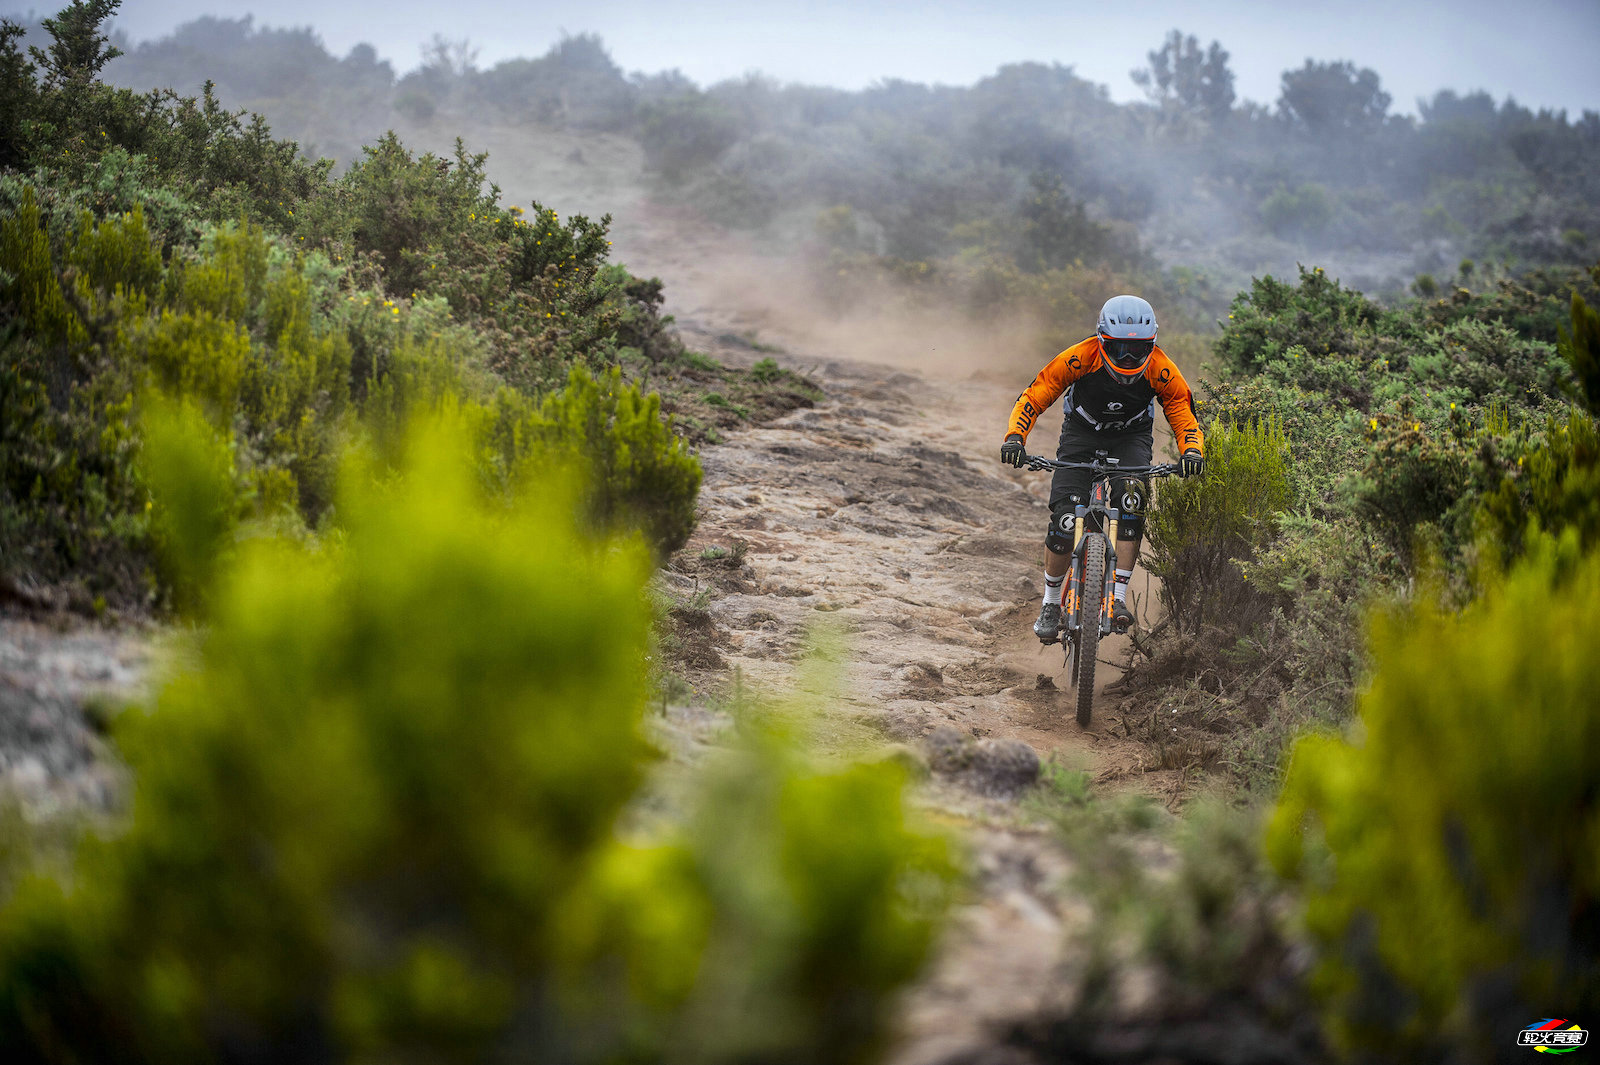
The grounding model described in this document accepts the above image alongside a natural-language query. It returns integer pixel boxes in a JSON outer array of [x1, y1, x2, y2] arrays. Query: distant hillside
[[90, 16, 1600, 301]]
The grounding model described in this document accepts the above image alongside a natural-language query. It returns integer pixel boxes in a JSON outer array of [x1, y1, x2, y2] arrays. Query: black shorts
[[1047, 420, 1153, 516]]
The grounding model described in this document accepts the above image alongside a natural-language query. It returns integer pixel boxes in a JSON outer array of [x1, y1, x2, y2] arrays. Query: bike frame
[[1063, 476, 1119, 640]]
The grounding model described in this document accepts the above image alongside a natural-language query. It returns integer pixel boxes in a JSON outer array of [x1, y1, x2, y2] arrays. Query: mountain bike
[[1022, 452, 1180, 728]]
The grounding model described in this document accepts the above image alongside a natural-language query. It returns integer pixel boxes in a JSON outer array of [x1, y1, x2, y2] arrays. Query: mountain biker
[[1000, 295, 1204, 641]]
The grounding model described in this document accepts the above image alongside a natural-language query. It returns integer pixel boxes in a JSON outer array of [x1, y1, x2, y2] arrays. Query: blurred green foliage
[[1267, 532, 1600, 1057], [0, 415, 952, 1062]]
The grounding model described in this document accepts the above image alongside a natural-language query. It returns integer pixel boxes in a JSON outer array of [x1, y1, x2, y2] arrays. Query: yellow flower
[[1370, 418, 1377, 430]]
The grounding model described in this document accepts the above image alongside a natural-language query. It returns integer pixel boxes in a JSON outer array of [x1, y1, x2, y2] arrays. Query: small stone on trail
[[920, 725, 1040, 798], [971, 739, 1041, 797], [898, 661, 943, 687], [1035, 674, 1056, 690]]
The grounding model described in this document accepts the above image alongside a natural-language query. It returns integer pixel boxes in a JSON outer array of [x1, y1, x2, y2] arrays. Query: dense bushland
[[1, 1, 814, 610], [1129, 261, 1599, 788]]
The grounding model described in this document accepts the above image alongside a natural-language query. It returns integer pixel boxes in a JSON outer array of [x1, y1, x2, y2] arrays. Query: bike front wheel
[[1075, 532, 1107, 728]]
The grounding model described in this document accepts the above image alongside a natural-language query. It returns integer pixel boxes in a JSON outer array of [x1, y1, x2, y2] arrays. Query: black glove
[[1001, 433, 1026, 468], [1181, 448, 1205, 479]]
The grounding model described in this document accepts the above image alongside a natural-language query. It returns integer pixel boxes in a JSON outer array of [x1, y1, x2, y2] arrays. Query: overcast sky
[[7, 0, 1598, 114]]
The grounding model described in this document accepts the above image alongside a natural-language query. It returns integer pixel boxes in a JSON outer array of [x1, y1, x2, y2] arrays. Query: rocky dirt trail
[[650, 306, 1186, 1063]]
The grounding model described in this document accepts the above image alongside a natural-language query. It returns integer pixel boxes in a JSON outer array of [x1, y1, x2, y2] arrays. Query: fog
[[9, 0, 1597, 353], [10, 0, 1598, 115]]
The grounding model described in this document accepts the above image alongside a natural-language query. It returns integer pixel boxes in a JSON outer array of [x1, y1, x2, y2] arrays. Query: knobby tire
[[1075, 533, 1106, 728]]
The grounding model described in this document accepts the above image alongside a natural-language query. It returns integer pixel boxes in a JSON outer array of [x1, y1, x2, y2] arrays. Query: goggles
[[1101, 336, 1155, 370]]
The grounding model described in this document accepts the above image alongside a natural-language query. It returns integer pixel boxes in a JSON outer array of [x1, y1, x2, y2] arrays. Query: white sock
[[1044, 572, 1064, 606], [1114, 569, 1132, 603]]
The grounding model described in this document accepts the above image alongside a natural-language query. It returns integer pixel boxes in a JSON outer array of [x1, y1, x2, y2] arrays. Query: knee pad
[[1045, 498, 1080, 555], [1116, 481, 1146, 541]]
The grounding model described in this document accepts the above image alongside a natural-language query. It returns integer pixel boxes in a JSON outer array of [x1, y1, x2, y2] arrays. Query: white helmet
[[1097, 295, 1158, 384]]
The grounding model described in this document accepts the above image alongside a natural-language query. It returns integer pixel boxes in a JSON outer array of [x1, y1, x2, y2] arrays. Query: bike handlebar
[[1020, 453, 1181, 477]]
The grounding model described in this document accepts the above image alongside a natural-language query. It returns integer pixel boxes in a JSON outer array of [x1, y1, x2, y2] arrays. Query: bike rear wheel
[[1075, 532, 1107, 728]]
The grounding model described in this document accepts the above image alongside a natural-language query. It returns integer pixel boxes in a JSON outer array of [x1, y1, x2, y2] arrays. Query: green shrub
[[1471, 296, 1600, 569], [1421, 264, 1600, 346], [1259, 182, 1334, 239], [1146, 416, 1293, 634], [1196, 376, 1363, 511], [1476, 409, 1600, 568], [0, 189, 153, 600], [1352, 403, 1476, 572], [2, 3, 329, 232], [0, 415, 949, 1063], [1560, 289, 1600, 415], [138, 397, 239, 611], [493, 365, 702, 556], [1266, 532, 1600, 1057], [1214, 266, 1391, 378], [296, 133, 623, 393], [637, 90, 742, 181]]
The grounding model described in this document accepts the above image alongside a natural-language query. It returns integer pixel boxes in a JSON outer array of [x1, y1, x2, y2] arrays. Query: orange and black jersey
[[1007, 336, 1203, 454]]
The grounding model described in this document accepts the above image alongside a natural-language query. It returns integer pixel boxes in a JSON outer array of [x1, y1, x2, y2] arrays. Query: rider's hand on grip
[[1181, 449, 1204, 479], [1000, 434, 1026, 468]]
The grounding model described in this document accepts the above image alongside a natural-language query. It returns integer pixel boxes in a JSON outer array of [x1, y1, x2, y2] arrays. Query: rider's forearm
[[1161, 394, 1203, 453]]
